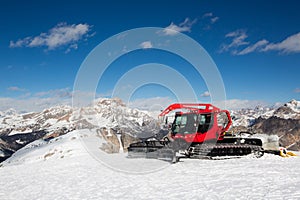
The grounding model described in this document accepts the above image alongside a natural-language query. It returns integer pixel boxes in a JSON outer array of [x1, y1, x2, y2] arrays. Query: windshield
[[172, 113, 213, 134]]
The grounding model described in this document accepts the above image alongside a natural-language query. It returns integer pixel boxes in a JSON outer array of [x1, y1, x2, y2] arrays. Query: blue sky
[[0, 0, 300, 111]]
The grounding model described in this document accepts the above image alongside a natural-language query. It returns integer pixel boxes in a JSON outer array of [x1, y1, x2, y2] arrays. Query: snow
[[8, 129, 33, 136], [1, 129, 300, 200], [117, 134, 124, 153], [15, 139, 26, 145], [286, 99, 300, 113], [1, 98, 300, 199]]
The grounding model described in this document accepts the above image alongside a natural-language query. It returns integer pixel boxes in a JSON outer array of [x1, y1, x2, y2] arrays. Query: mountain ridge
[[0, 98, 299, 162]]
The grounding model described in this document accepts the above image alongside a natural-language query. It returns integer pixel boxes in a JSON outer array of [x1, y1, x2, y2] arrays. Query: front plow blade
[[127, 141, 176, 163]]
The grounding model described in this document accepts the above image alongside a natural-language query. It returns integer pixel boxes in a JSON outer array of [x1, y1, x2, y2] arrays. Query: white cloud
[[237, 39, 269, 55], [140, 41, 153, 49], [9, 23, 92, 51], [7, 86, 26, 92], [0, 88, 73, 112], [215, 99, 269, 110], [294, 88, 300, 93], [226, 30, 249, 47], [128, 97, 175, 111], [262, 32, 300, 53], [128, 97, 271, 112], [162, 18, 197, 36], [65, 43, 78, 54], [9, 37, 31, 48], [220, 30, 249, 53], [221, 30, 300, 55], [200, 91, 210, 97], [35, 88, 72, 98], [203, 13, 213, 18], [202, 13, 219, 24], [0, 97, 71, 113], [210, 17, 219, 24]]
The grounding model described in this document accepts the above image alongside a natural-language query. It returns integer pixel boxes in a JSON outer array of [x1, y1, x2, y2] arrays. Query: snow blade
[[127, 141, 176, 163]]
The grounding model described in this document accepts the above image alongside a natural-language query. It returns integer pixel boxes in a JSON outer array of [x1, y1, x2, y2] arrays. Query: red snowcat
[[128, 103, 264, 162]]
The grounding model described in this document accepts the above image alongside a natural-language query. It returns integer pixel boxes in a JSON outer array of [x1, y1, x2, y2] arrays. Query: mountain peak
[[94, 97, 126, 107], [283, 99, 300, 113]]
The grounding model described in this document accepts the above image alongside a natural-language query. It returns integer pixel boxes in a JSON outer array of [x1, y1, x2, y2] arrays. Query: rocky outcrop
[[250, 116, 300, 150], [97, 127, 141, 153], [121, 132, 140, 152], [0, 130, 47, 162], [252, 116, 299, 136], [99, 128, 120, 153], [231, 100, 300, 150]]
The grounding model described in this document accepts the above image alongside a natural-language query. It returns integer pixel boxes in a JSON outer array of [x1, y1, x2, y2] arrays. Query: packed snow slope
[[0, 129, 300, 200]]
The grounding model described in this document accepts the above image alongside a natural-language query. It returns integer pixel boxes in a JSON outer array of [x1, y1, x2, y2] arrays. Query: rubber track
[[190, 143, 264, 158]]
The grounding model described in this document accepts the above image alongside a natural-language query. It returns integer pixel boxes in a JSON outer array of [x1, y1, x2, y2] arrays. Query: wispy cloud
[[215, 99, 269, 110], [237, 39, 269, 55], [202, 12, 219, 26], [162, 18, 197, 36], [203, 13, 213, 18], [262, 32, 300, 54], [140, 41, 153, 49], [35, 88, 72, 98], [0, 88, 73, 112], [220, 29, 249, 53], [0, 97, 71, 113], [294, 88, 300, 93], [221, 30, 300, 55], [210, 17, 219, 24], [7, 86, 26, 92], [200, 91, 210, 97], [128, 97, 175, 111], [9, 22, 93, 52]]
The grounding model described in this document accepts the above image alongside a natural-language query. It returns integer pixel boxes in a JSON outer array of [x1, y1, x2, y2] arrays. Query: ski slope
[[0, 129, 300, 200]]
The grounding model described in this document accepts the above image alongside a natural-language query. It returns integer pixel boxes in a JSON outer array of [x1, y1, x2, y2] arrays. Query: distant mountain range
[[230, 99, 300, 150], [0, 98, 299, 162], [0, 98, 155, 162]]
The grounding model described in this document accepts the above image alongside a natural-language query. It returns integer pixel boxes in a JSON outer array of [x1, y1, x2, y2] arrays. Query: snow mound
[[2, 129, 88, 166]]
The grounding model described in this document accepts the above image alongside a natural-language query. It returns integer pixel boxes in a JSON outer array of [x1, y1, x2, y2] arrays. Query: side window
[[199, 115, 206, 125], [172, 116, 187, 133], [197, 114, 213, 133]]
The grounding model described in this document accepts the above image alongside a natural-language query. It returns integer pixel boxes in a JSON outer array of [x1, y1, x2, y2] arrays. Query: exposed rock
[[233, 116, 300, 150], [99, 128, 120, 153], [0, 130, 47, 162], [274, 106, 294, 116], [230, 99, 300, 150], [75, 119, 96, 129], [251, 116, 300, 136], [121, 132, 140, 152], [43, 127, 74, 141]]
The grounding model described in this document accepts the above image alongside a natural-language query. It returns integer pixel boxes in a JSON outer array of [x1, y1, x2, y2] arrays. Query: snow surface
[[1, 129, 300, 200]]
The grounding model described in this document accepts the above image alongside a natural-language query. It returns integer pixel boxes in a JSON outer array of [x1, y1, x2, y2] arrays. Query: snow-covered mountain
[[1, 98, 299, 162], [0, 98, 155, 161], [0, 98, 154, 136], [231, 99, 300, 150], [231, 99, 300, 127]]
